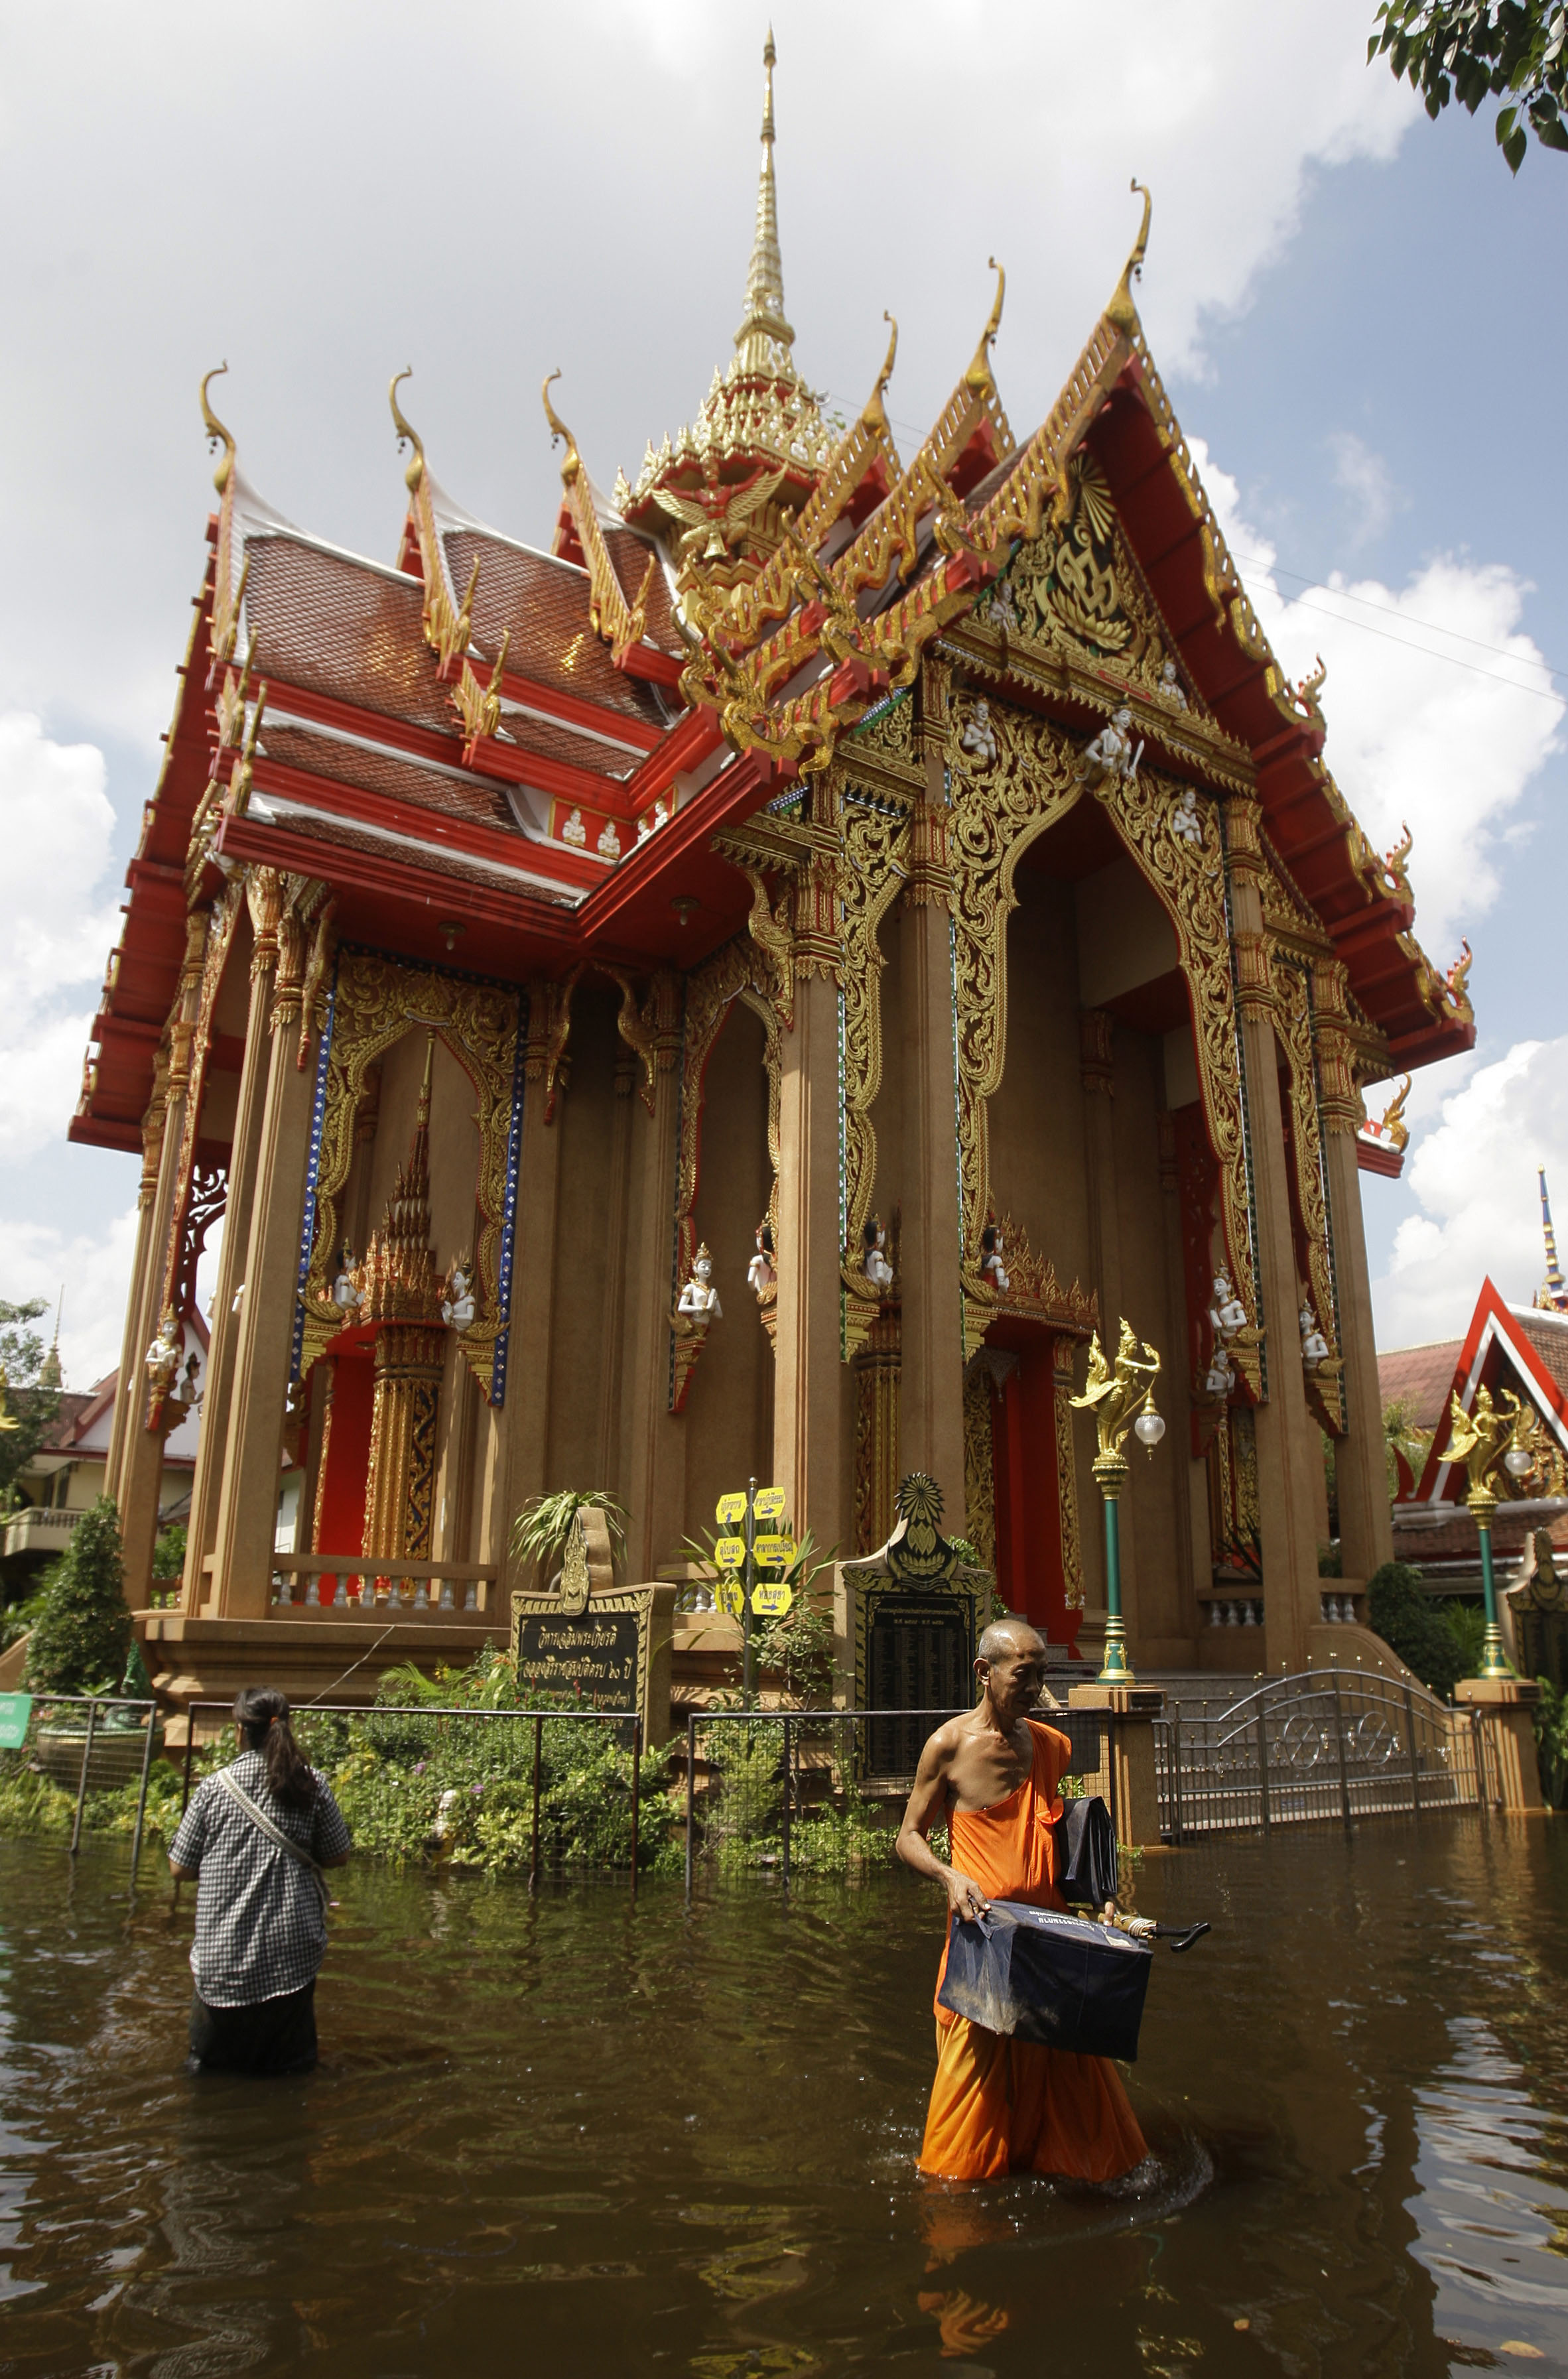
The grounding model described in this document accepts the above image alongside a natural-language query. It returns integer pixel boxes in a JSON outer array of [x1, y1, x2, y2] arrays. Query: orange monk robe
[[918, 1718, 1148, 2183]]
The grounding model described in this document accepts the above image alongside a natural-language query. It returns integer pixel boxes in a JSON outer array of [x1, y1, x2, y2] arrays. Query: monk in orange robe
[[897, 1619, 1147, 2183]]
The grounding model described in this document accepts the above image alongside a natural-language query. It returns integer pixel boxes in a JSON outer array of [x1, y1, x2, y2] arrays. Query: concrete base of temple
[[1455, 1675, 1546, 1813], [138, 1610, 507, 1733]]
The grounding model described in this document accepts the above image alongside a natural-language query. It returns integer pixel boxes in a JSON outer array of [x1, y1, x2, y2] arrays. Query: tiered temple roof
[[72, 39, 1474, 1158]]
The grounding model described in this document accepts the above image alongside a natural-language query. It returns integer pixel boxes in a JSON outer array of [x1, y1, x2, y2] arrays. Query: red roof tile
[[1378, 1340, 1463, 1432], [245, 537, 456, 734], [444, 529, 671, 728]]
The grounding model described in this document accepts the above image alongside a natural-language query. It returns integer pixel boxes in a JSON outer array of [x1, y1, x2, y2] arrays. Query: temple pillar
[[1226, 799, 1325, 1674], [1313, 962, 1394, 1583], [184, 869, 282, 1613], [616, 974, 685, 1579], [897, 771, 966, 1522], [208, 901, 318, 1618], [104, 1058, 168, 1509], [490, 982, 567, 1582], [773, 837, 846, 1552], [117, 911, 207, 1604], [363, 1327, 445, 1563], [1078, 1007, 1140, 1633]]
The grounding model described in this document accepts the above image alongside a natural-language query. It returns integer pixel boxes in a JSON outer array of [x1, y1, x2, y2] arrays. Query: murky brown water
[[1, 1818, 1565, 2378]]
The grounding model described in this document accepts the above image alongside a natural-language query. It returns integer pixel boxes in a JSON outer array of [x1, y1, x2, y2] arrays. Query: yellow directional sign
[[751, 1581, 793, 1618], [716, 1492, 748, 1525], [714, 1536, 747, 1570], [752, 1486, 787, 1521], [714, 1577, 745, 1620], [752, 1533, 794, 1569]]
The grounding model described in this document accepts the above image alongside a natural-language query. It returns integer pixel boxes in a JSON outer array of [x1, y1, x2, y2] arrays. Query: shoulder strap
[[213, 1766, 330, 1911]]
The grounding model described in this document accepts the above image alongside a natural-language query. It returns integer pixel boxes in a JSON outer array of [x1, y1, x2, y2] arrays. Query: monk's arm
[[896, 1731, 990, 1920]]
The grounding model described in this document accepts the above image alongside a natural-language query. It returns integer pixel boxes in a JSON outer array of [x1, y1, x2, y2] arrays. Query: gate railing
[[0, 1692, 163, 1880], [1155, 1668, 1492, 1838]]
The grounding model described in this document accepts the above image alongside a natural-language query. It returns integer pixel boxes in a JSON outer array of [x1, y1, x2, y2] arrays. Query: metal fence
[[180, 1700, 648, 1890], [679, 1704, 1111, 1896], [0, 1692, 163, 1879], [1154, 1669, 1492, 1838]]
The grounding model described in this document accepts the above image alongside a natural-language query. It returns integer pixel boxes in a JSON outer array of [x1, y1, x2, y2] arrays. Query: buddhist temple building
[[70, 40, 1476, 1706]]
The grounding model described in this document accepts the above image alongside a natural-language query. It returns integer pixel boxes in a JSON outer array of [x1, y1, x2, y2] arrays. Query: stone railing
[[269, 1557, 501, 1618], [1, 1507, 86, 1559]]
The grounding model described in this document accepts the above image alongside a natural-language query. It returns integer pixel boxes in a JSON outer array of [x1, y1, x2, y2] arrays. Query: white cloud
[[0, 1200, 139, 1391], [1327, 431, 1399, 548], [0, 714, 119, 1161], [1370, 1037, 1568, 1347], [1197, 445, 1563, 956], [0, 0, 1419, 751]]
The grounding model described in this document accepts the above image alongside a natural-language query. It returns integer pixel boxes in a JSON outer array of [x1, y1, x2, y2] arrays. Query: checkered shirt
[[170, 1749, 352, 2008]]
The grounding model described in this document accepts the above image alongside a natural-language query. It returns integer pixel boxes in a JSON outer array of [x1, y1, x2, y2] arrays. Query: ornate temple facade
[[74, 44, 1474, 1699]]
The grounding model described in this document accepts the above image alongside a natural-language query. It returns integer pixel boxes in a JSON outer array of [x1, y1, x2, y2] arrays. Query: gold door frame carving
[[945, 688, 1266, 1395], [1273, 958, 1346, 1435], [297, 950, 521, 1400], [838, 783, 910, 1356]]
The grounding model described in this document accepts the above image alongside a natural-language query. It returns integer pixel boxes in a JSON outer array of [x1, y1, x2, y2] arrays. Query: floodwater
[[1, 1821, 1565, 2379]]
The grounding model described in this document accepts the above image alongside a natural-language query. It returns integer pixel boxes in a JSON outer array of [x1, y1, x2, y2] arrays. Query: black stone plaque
[[865, 1596, 973, 1777], [513, 1594, 647, 1711]]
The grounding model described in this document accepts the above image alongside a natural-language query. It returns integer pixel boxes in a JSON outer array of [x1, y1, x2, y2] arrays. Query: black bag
[[937, 1899, 1153, 2061], [1053, 1793, 1119, 1908]]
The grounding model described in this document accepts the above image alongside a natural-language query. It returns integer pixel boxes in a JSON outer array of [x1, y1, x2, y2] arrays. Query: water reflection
[[0, 1820, 1561, 2376]]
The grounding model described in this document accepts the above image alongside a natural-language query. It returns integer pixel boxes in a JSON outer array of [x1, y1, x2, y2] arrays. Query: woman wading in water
[[169, 1686, 352, 2075]]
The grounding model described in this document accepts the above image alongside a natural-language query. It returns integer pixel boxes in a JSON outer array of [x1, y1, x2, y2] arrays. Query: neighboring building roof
[[1378, 1339, 1463, 1433], [1387, 1277, 1568, 1510]]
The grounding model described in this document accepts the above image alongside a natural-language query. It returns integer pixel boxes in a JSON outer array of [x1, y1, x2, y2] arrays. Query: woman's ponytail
[[232, 1685, 318, 1810]]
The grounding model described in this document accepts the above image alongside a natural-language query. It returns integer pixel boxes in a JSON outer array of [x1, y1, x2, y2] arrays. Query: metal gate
[[1155, 1669, 1494, 1837]]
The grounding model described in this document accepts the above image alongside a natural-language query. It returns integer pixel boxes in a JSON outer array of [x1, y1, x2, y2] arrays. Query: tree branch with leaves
[[1370, 1, 1568, 169]]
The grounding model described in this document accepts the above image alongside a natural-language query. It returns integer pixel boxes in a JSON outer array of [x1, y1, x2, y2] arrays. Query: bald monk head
[[974, 1620, 1048, 1728]]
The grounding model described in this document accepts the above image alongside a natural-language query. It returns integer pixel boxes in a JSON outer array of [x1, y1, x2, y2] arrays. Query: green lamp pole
[[1073, 1323, 1166, 1689], [1467, 1482, 1511, 1681], [1093, 1445, 1134, 1682], [1448, 1385, 1533, 1683]]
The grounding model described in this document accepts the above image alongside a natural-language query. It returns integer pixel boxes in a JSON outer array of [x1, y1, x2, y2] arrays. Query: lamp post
[[1447, 1385, 1532, 1681], [1072, 1322, 1165, 1687]]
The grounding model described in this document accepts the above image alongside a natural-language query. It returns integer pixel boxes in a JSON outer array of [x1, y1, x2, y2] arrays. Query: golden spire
[[732, 27, 797, 380], [389, 368, 425, 496]]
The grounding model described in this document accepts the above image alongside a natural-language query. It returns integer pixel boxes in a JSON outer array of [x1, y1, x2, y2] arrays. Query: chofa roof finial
[[200, 363, 235, 497]]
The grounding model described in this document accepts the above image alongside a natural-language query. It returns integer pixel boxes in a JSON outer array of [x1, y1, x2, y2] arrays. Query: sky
[[0, 0, 1563, 1389]]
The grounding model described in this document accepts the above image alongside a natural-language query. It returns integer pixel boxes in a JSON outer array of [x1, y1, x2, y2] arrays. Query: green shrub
[[151, 1521, 186, 1580], [1442, 1600, 1489, 1679], [1366, 1561, 1463, 1698], [1534, 1677, 1568, 1809], [23, 1499, 131, 1696]]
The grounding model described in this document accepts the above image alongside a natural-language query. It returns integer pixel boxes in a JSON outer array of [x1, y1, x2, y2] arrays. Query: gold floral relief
[[157, 883, 242, 1328], [1274, 962, 1346, 1435], [298, 951, 521, 1400], [838, 789, 909, 1354], [1002, 454, 1177, 697], [962, 1367, 998, 1574]]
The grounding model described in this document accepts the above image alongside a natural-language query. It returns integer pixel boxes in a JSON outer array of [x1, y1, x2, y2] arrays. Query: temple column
[[490, 981, 567, 1583], [616, 974, 685, 1579], [773, 833, 846, 1553], [1226, 799, 1325, 1674], [1078, 1007, 1138, 1629], [208, 898, 318, 1618], [897, 764, 966, 1523], [104, 1055, 169, 1507], [1313, 962, 1394, 1584], [183, 869, 281, 1613], [117, 911, 208, 1605]]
